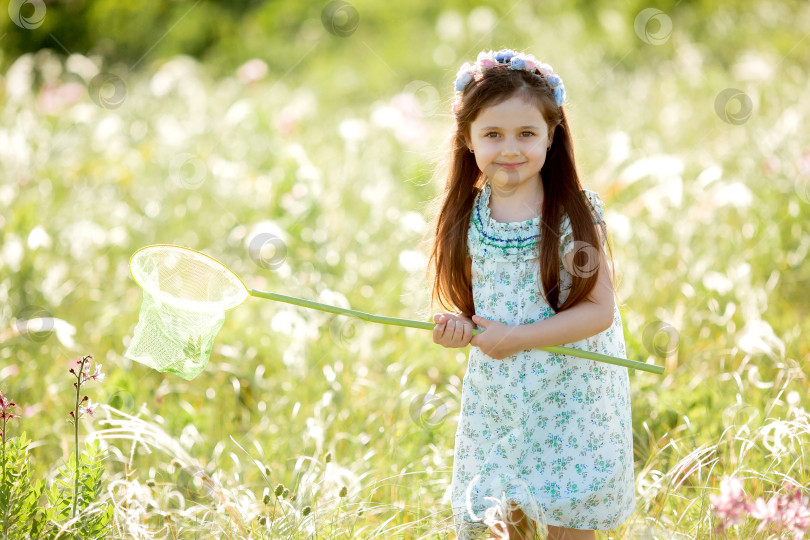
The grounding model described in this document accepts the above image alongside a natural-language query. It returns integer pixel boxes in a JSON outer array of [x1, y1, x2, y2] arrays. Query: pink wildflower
[[1, 390, 20, 441], [752, 485, 810, 537], [0, 392, 19, 419], [730, 481, 810, 538], [710, 476, 749, 531], [782, 491, 810, 536], [80, 400, 97, 418], [749, 495, 780, 533], [91, 364, 105, 383]]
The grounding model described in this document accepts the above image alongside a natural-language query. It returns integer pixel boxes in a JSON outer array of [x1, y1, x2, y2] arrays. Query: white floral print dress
[[449, 181, 635, 538]]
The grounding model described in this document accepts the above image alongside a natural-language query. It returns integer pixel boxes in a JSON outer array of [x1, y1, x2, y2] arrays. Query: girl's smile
[[496, 162, 525, 169]]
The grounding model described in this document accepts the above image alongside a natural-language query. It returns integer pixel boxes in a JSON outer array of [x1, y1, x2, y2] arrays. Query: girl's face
[[466, 95, 552, 196]]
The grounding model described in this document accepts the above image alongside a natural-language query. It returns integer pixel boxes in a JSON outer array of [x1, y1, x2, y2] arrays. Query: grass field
[[1, 2, 809, 538]]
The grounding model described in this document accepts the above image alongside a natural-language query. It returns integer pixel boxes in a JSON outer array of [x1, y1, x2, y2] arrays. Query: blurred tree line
[[1, 0, 806, 118], [2, 0, 807, 79]]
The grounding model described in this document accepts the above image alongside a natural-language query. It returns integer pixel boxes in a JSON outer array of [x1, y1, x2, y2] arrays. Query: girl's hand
[[469, 315, 520, 360], [432, 313, 474, 349]]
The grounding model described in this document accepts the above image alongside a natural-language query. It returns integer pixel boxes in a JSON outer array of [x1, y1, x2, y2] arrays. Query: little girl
[[427, 49, 635, 540]]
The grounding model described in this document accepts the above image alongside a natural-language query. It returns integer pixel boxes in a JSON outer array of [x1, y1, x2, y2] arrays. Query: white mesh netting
[[124, 245, 248, 380]]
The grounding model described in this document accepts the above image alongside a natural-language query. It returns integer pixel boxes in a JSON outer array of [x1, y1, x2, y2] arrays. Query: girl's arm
[[513, 245, 615, 351]]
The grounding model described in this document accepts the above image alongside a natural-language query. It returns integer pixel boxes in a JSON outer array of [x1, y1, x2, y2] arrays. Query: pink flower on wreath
[[536, 63, 554, 78], [479, 57, 498, 70]]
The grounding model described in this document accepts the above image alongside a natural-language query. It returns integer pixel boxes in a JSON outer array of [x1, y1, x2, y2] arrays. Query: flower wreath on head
[[451, 49, 566, 113]]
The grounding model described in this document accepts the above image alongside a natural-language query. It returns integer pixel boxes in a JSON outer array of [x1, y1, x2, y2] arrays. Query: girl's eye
[[483, 132, 536, 137]]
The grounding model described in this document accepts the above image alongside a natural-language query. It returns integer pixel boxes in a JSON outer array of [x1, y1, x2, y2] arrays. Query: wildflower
[[710, 476, 749, 531], [282, 488, 289, 499], [274, 483, 284, 497], [91, 364, 105, 382], [750, 484, 810, 536], [0, 391, 19, 420], [263, 494, 271, 505], [68, 354, 103, 423], [749, 495, 779, 532], [302, 505, 312, 517], [339, 486, 347, 498], [781, 486, 810, 534], [258, 516, 267, 525], [1, 390, 20, 443], [325, 451, 332, 463], [66, 354, 99, 520], [80, 400, 97, 418]]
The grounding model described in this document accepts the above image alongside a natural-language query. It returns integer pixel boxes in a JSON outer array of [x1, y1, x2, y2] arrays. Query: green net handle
[[247, 289, 664, 375]]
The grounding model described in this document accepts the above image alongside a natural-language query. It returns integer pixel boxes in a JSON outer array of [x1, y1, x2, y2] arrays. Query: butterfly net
[[124, 245, 248, 380]]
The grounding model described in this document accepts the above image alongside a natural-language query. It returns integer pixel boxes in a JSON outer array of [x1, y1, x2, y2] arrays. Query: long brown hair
[[425, 60, 616, 318]]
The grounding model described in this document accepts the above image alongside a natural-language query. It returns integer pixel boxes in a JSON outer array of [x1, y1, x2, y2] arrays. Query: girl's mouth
[[497, 162, 524, 169]]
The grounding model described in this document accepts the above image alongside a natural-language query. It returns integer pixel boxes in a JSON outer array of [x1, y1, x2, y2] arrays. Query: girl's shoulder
[[580, 188, 605, 212], [558, 189, 609, 257], [578, 188, 606, 224]]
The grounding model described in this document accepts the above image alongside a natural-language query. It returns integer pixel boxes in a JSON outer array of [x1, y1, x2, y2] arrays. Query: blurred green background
[[2, 0, 809, 537]]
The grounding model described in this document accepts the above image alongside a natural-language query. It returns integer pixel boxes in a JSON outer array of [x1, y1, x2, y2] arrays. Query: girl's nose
[[501, 138, 520, 155]]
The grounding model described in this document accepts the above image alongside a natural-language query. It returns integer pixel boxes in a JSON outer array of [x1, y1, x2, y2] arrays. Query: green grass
[[1, 3, 809, 538]]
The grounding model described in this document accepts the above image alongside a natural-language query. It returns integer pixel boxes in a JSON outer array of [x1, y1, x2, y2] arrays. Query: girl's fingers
[[451, 320, 469, 346], [445, 320, 459, 345], [432, 317, 474, 348], [462, 322, 471, 344], [432, 320, 447, 344], [451, 320, 464, 343]]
